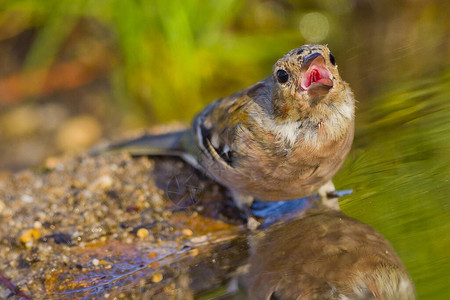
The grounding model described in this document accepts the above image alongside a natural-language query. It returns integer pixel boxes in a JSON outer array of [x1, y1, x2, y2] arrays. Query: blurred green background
[[0, 0, 448, 298]]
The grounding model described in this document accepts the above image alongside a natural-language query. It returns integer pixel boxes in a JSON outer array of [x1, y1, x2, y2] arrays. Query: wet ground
[[0, 152, 246, 299], [0, 152, 415, 299]]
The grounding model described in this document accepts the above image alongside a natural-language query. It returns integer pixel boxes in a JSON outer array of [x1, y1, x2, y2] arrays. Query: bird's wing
[[192, 79, 273, 168]]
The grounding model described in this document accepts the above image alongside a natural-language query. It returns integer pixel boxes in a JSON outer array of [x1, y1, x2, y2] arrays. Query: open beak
[[300, 53, 333, 95]]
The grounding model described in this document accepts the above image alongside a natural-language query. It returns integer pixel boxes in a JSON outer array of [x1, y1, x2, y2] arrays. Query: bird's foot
[[250, 198, 310, 218], [250, 197, 311, 228], [317, 180, 352, 210], [230, 190, 261, 230]]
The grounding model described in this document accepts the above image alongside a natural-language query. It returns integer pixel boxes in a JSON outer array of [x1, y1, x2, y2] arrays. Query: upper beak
[[300, 53, 334, 96], [301, 52, 322, 70]]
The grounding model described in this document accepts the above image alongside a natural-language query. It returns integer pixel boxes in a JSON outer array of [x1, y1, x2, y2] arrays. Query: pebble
[[189, 249, 199, 256], [182, 228, 193, 236], [92, 258, 100, 266], [151, 273, 163, 283], [89, 175, 114, 191], [19, 229, 41, 249], [190, 235, 208, 244], [21, 195, 34, 203], [137, 228, 149, 239], [33, 221, 42, 229], [44, 157, 61, 170]]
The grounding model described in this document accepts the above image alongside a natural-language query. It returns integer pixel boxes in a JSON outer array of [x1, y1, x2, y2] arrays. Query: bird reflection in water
[[239, 209, 416, 300]]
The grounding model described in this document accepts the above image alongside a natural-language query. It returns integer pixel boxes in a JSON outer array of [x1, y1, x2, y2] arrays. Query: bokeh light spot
[[299, 12, 329, 43]]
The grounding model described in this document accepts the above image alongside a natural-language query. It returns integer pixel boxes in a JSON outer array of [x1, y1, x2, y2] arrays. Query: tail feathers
[[91, 130, 189, 157]]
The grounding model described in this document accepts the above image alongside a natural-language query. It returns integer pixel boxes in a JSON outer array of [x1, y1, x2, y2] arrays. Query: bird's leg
[[230, 190, 260, 230], [317, 180, 340, 210]]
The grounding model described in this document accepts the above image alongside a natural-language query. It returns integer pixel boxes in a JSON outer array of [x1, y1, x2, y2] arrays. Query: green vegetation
[[2, 0, 445, 122]]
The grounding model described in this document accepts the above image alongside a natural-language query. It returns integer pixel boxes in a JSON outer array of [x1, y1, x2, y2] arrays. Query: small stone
[[20, 229, 41, 248], [151, 273, 163, 283], [182, 228, 193, 236], [21, 195, 34, 203], [89, 175, 114, 191], [33, 221, 42, 229], [189, 249, 199, 256], [92, 258, 100, 266], [136, 228, 149, 239], [247, 217, 260, 231], [44, 157, 61, 170], [162, 211, 172, 218], [190, 235, 208, 244]]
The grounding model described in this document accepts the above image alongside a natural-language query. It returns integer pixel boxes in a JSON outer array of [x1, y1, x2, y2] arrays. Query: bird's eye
[[329, 52, 336, 66], [276, 69, 289, 84]]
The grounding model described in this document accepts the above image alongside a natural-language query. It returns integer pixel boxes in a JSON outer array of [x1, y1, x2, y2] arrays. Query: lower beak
[[300, 53, 333, 96]]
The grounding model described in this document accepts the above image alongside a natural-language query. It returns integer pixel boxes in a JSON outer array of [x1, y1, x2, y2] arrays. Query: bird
[[244, 209, 416, 300], [99, 44, 355, 211]]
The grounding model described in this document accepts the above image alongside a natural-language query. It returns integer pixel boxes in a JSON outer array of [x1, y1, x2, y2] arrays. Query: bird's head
[[271, 45, 351, 122]]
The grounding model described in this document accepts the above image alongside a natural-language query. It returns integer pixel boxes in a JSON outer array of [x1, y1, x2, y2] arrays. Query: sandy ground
[[0, 152, 249, 299]]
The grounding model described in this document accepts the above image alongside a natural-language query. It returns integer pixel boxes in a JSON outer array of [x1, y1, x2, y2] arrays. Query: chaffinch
[[102, 44, 355, 210]]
